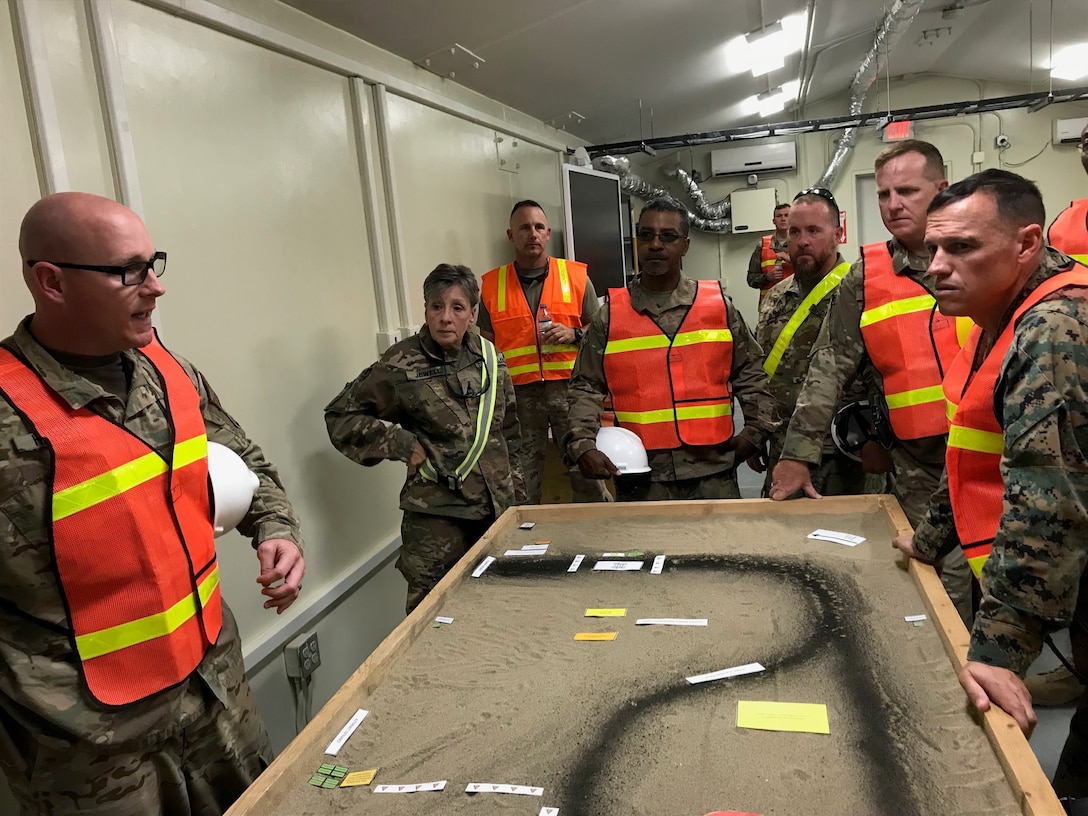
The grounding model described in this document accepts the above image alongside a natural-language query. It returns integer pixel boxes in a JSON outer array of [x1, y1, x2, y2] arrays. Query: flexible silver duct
[[597, 156, 733, 232], [665, 165, 731, 219], [817, 0, 925, 188]]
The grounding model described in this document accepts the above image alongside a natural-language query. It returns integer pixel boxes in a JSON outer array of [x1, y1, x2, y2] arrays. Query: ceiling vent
[[711, 142, 797, 177]]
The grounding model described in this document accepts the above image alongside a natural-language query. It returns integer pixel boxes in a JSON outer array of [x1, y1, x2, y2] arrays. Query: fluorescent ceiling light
[[741, 80, 801, 118], [1048, 43, 1088, 81], [726, 11, 808, 77]]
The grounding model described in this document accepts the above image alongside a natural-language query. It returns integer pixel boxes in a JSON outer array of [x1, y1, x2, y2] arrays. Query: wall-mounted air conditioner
[[1053, 117, 1087, 146], [710, 142, 797, 177]]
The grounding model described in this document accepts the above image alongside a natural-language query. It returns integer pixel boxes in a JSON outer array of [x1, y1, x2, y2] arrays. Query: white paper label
[[434, 615, 454, 624], [505, 549, 543, 557], [635, 618, 708, 626], [593, 560, 644, 571], [686, 662, 765, 685], [471, 556, 496, 577], [540, 809, 559, 816], [567, 554, 585, 573], [324, 708, 369, 755], [519, 522, 536, 529], [519, 544, 549, 551], [807, 529, 865, 546], [465, 783, 544, 796], [374, 780, 447, 793], [904, 614, 927, 622], [650, 555, 666, 574]]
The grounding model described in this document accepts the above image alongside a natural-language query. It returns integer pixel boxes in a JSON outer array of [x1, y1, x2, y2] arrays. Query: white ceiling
[[280, 0, 1087, 145]]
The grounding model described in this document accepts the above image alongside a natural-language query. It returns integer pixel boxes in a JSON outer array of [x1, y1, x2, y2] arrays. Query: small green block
[[330, 767, 347, 778], [308, 775, 325, 786], [321, 777, 340, 788], [627, 550, 645, 557], [913, 621, 924, 627], [433, 622, 442, 628], [318, 763, 335, 773]]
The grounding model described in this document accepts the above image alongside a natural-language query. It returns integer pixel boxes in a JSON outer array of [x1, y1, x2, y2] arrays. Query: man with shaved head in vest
[[0, 192, 305, 814]]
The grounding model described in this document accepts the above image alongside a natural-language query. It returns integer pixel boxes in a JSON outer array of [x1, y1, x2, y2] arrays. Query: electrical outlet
[[284, 631, 321, 679]]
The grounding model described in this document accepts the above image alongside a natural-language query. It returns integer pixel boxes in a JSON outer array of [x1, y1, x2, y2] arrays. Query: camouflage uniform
[[565, 275, 780, 501], [746, 232, 790, 291], [325, 326, 525, 613], [0, 319, 304, 815], [478, 261, 607, 504], [778, 240, 973, 625], [911, 250, 1088, 796], [755, 254, 869, 497]]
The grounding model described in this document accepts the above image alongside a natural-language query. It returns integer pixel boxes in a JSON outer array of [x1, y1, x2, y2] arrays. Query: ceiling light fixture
[[741, 80, 802, 118], [726, 11, 808, 77], [1048, 43, 1088, 82]]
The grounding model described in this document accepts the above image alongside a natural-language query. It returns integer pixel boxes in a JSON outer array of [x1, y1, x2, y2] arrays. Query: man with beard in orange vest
[[0, 193, 305, 814], [892, 169, 1088, 805]]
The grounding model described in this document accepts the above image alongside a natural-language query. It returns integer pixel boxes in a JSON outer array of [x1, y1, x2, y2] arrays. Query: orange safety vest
[[480, 257, 587, 385], [1048, 198, 1088, 266], [945, 263, 1088, 579], [858, 242, 970, 440], [603, 280, 734, 450], [0, 335, 221, 706], [758, 235, 793, 302]]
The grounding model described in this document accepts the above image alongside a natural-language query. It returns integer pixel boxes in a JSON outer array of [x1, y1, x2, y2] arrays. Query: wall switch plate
[[285, 631, 321, 679]]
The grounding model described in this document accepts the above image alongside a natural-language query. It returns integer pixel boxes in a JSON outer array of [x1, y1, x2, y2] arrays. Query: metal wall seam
[[10, 0, 70, 194]]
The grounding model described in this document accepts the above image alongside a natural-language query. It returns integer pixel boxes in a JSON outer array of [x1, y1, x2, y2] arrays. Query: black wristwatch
[[573, 327, 584, 343]]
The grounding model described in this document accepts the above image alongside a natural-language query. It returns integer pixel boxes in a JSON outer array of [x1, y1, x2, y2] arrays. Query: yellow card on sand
[[585, 608, 627, 617], [340, 769, 378, 787], [736, 701, 830, 734], [574, 632, 618, 641]]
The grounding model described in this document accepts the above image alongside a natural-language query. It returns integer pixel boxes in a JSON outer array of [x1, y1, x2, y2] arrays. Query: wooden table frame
[[228, 496, 1064, 816]]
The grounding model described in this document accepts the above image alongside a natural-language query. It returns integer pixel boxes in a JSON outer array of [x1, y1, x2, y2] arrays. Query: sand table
[[240, 499, 1039, 815]]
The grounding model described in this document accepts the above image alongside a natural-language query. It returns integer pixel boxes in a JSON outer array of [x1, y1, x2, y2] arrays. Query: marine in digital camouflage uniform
[[901, 171, 1088, 797], [326, 265, 525, 613], [565, 199, 779, 501], [0, 194, 305, 815]]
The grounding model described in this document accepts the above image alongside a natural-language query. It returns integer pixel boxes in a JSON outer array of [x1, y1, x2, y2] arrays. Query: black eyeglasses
[[635, 229, 688, 244], [26, 251, 167, 286], [794, 187, 838, 206], [444, 358, 492, 401]]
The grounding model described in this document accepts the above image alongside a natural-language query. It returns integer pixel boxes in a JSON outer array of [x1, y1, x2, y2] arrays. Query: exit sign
[[882, 120, 914, 142]]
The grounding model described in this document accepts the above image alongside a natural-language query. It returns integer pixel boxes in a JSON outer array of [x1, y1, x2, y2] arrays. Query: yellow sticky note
[[340, 769, 378, 787], [736, 701, 830, 734], [574, 632, 618, 641], [584, 608, 627, 617]]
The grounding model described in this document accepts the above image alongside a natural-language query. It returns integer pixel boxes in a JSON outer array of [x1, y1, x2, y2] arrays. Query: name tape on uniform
[[324, 708, 369, 755], [374, 780, 446, 793], [465, 783, 544, 796], [593, 560, 644, 571], [568, 554, 585, 573], [650, 555, 666, 574], [472, 556, 496, 577], [686, 662, 765, 685]]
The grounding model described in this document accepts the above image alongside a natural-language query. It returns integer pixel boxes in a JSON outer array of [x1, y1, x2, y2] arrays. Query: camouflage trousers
[[1, 630, 273, 815], [397, 511, 494, 614], [890, 445, 975, 629], [1053, 571, 1088, 797], [514, 380, 609, 504], [615, 469, 741, 502]]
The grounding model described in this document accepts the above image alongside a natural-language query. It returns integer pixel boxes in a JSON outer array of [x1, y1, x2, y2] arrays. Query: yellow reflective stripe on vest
[[948, 425, 1004, 455], [508, 362, 541, 377], [760, 258, 777, 269], [956, 316, 974, 346], [606, 330, 731, 355], [946, 400, 958, 422], [75, 564, 220, 660], [555, 258, 572, 302], [504, 343, 538, 360], [967, 553, 989, 580], [1071, 254, 1088, 265], [673, 328, 732, 346], [53, 434, 208, 522], [420, 338, 500, 485], [542, 359, 575, 372], [859, 294, 936, 327], [885, 384, 944, 410], [541, 344, 578, 355], [614, 403, 732, 424], [764, 261, 850, 380], [496, 265, 512, 312]]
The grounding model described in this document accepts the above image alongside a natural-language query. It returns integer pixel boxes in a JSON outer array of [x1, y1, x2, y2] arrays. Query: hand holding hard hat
[[207, 441, 259, 538], [583, 426, 651, 478]]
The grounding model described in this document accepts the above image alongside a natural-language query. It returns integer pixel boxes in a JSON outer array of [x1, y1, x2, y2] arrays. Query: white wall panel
[[108, 0, 404, 647]]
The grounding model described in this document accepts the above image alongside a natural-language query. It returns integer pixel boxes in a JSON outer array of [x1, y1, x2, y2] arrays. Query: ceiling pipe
[[817, 0, 925, 188]]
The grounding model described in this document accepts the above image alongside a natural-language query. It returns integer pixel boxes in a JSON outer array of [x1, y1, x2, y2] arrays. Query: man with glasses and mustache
[[751, 188, 867, 497], [565, 197, 778, 501], [0, 192, 305, 814], [769, 139, 974, 629]]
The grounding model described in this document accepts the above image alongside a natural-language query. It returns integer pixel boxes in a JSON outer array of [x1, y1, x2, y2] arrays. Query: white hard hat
[[207, 442, 260, 538], [595, 426, 651, 475]]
